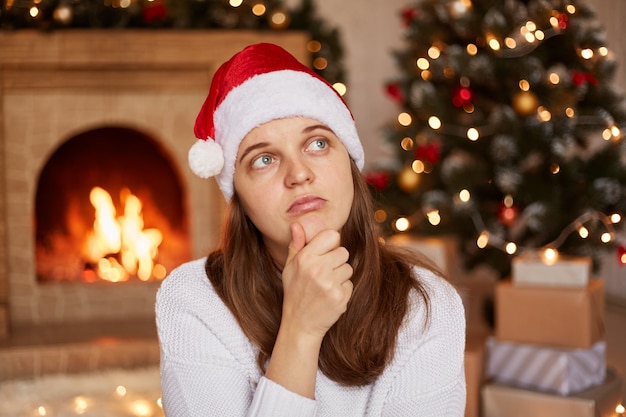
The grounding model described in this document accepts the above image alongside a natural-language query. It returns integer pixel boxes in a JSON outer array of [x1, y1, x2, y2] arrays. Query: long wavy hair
[[206, 160, 439, 386]]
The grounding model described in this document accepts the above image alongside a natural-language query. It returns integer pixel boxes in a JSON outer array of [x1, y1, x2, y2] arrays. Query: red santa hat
[[189, 42, 364, 200]]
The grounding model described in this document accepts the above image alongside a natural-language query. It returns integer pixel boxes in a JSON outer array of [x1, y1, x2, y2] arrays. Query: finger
[[331, 246, 351, 268], [287, 222, 306, 263], [334, 263, 354, 282], [303, 229, 342, 255]]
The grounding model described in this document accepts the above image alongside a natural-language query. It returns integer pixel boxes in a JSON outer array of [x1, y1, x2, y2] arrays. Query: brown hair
[[206, 160, 436, 386]]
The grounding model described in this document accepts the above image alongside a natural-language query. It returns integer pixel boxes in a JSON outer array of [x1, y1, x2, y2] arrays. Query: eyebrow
[[303, 124, 334, 134], [238, 124, 336, 164], [238, 142, 270, 165]]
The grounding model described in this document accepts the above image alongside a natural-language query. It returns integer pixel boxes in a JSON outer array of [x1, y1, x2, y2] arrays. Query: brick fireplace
[[0, 29, 308, 379]]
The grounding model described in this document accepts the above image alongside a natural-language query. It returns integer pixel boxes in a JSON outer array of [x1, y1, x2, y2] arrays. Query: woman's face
[[233, 117, 355, 266]]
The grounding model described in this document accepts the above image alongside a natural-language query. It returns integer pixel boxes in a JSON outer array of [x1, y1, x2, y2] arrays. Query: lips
[[287, 195, 327, 216]]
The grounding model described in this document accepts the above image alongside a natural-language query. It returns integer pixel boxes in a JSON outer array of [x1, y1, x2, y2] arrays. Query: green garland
[[0, 0, 345, 85]]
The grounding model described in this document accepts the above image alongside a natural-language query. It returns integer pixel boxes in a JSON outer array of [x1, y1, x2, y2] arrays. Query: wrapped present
[[464, 334, 486, 417], [455, 265, 497, 335], [495, 279, 604, 349], [482, 369, 623, 417], [387, 234, 460, 279], [512, 253, 591, 288], [486, 337, 606, 395]]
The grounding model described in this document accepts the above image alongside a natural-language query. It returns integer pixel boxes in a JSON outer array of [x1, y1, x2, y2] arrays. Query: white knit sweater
[[156, 258, 466, 417]]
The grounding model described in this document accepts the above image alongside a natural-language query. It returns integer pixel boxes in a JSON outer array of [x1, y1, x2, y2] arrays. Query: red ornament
[[497, 202, 519, 226], [143, 2, 168, 24], [558, 13, 568, 30], [572, 71, 586, 86], [618, 245, 626, 266], [401, 7, 419, 27], [414, 142, 441, 165], [585, 73, 599, 86], [385, 82, 404, 103], [572, 71, 598, 87], [364, 170, 391, 191], [452, 85, 473, 107]]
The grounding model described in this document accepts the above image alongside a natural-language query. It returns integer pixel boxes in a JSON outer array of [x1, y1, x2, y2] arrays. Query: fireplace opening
[[35, 126, 191, 284]]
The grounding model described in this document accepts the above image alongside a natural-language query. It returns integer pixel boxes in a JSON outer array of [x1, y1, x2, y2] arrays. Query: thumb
[[287, 222, 306, 262]]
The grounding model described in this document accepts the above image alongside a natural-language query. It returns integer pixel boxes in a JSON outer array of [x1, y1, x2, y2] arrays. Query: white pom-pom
[[188, 139, 224, 178]]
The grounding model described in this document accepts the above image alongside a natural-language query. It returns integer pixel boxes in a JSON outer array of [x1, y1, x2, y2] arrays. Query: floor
[[0, 280, 624, 416]]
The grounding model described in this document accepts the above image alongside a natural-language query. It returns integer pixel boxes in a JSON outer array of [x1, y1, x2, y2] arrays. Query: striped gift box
[[486, 337, 606, 395]]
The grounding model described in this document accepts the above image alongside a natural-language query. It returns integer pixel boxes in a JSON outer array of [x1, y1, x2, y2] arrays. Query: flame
[[85, 187, 164, 282]]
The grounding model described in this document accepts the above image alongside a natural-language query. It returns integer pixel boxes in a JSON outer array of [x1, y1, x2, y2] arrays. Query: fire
[[85, 187, 165, 282]]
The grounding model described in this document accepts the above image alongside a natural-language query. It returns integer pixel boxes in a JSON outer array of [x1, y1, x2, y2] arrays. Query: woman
[[156, 43, 466, 416]]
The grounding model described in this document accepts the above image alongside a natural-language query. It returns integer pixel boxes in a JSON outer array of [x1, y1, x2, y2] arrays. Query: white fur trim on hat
[[188, 139, 225, 179], [213, 70, 364, 200]]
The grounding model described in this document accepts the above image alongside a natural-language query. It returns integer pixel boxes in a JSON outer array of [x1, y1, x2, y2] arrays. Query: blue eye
[[308, 139, 327, 151], [251, 154, 274, 168]]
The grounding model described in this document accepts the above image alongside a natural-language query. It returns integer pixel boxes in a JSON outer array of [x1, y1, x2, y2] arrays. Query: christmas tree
[[369, 0, 626, 277]]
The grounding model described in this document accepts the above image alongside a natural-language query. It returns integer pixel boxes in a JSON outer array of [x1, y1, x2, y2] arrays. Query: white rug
[[0, 367, 163, 417]]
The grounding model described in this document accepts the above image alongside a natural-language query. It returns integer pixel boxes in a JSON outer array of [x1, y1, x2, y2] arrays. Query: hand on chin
[[298, 213, 327, 244]]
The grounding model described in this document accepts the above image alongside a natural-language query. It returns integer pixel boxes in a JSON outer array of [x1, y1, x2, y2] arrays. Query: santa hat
[[189, 42, 364, 200]]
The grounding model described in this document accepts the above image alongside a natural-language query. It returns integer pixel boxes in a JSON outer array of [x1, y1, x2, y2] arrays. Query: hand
[[280, 222, 354, 341]]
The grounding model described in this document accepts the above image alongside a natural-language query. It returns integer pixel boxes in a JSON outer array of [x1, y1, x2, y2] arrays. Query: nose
[[284, 155, 314, 187]]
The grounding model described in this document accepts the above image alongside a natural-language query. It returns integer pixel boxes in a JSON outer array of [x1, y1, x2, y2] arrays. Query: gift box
[[495, 279, 605, 349], [482, 369, 623, 417], [464, 334, 486, 417], [455, 265, 497, 335], [486, 337, 606, 395], [387, 234, 460, 279], [512, 253, 591, 288]]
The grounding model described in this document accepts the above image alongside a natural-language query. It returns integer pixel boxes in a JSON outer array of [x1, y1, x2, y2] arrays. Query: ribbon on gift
[[486, 337, 606, 395]]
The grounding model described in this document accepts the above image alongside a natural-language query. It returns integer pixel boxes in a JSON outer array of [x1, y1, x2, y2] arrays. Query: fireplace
[[0, 29, 308, 379], [35, 125, 190, 284]]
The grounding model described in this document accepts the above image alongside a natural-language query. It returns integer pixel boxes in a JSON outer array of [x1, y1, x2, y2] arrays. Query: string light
[[417, 57, 430, 70], [426, 210, 441, 226], [505, 242, 517, 254], [428, 46, 441, 59], [395, 217, 411, 232], [580, 48, 594, 60], [375, 4, 626, 268], [428, 116, 442, 129], [459, 189, 471, 202], [307, 40, 322, 53], [477, 231, 489, 248], [28, 377, 165, 417], [541, 247, 559, 265], [252, 3, 266, 16], [333, 82, 347, 96], [313, 57, 327, 70], [398, 112, 412, 126], [386, 208, 625, 262], [466, 127, 479, 141]]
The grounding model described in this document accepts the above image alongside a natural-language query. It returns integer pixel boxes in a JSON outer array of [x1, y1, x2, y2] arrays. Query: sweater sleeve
[[155, 259, 318, 417], [381, 269, 467, 417]]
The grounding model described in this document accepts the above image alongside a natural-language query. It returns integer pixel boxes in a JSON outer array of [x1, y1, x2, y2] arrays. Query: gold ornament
[[512, 91, 539, 116], [397, 166, 420, 192]]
